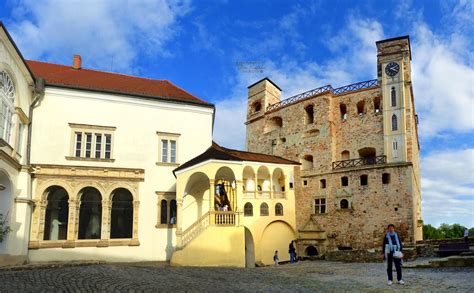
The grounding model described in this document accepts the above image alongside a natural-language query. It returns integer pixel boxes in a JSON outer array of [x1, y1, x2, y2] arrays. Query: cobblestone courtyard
[[0, 261, 473, 292]]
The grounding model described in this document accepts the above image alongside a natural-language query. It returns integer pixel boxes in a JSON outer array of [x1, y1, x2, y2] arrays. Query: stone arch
[[75, 183, 106, 202], [244, 202, 253, 216], [215, 166, 236, 211], [341, 150, 350, 160], [243, 166, 255, 192], [110, 188, 133, 239], [265, 116, 283, 133], [43, 186, 69, 241], [272, 168, 285, 192], [256, 166, 271, 192], [0, 169, 13, 252], [183, 172, 210, 230], [305, 245, 318, 256], [244, 227, 255, 268], [252, 101, 262, 113], [77, 186, 102, 239], [37, 180, 73, 201], [105, 182, 138, 201], [260, 220, 296, 265]]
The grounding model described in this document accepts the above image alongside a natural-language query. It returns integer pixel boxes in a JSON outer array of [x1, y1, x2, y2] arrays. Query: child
[[273, 250, 279, 266]]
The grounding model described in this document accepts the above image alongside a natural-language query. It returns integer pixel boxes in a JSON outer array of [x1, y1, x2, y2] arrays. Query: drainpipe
[[26, 77, 44, 166]]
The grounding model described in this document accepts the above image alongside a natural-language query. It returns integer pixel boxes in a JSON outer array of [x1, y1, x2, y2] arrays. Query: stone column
[[98, 199, 111, 247], [129, 200, 140, 246], [37, 199, 48, 242], [209, 179, 215, 211], [64, 199, 78, 248], [254, 174, 258, 198], [28, 199, 47, 249], [175, 199, 183, 248]]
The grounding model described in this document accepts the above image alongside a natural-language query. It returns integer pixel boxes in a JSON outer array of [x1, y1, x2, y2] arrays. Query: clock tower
[[376, 36, 416, 164]]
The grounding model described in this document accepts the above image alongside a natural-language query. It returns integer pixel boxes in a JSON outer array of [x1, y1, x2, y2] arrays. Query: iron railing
[[266, 79, 378, 112], [332, 155, 386, 170]]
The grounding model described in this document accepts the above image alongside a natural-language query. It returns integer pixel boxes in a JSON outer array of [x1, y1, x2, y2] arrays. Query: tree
[[0, 213, 12, 243], [423, 224, 442, 240]]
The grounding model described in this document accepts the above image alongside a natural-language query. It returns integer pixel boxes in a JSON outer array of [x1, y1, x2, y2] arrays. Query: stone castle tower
[[245, 36, 422, 256]]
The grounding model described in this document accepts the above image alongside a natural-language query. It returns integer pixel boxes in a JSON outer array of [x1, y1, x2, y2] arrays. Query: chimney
[[72, 54, 82, 70]]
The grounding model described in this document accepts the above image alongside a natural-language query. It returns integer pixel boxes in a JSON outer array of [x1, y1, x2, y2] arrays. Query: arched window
[[341, 150, 350, 160], [320, 179, 326, 189], [78, 187, 102, 239], [110, 188, 133, 239], [253, 102, 261, 113], [392, 114, 398, 131], [340, 103, 347, 120], [341, 176, 349, 187], [305, 105, 314, 124], [0, 71, 16, 144], [244, 202, 253, 216], [43, 186, 69, 240], [260, 203, 269, 216], [391, 87, 396, 107], [170, 200, 177, 224], [160, 199, 168, 224], [340, 199, 349, 209], [275, 203, 283, 216]]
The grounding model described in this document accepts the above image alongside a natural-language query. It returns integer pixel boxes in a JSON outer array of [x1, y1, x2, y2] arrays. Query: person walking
[[273, 250, 279, 266], [380, 224, 404, 286], [464, 228, 469, 243], [289, 241, 296, 263]]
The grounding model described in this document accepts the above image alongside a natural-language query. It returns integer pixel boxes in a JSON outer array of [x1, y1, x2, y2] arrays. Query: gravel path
[[0, 260, 472, 292]]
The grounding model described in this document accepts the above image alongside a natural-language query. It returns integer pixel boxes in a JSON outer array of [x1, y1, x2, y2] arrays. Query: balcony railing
[[332, 155, 386, 170], [211, 211, 238, 226], [266, 79, 378, 112]]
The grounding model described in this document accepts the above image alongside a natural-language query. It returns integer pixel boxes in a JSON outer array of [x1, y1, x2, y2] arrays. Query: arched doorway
[[78, 187, 102, 239], [183, 172, 210, 230], [110, 188, 133, 239], [0, 170, 13, 252], [245, 227, 255, 268], [306, 245, 318, 257], [260, 220, 296, 265], [43, 186, 69, 240]]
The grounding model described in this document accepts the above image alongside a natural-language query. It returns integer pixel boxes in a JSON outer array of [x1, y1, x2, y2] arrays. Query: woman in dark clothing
[[288, 241, 296, 263], [380, 224, 404, 286]]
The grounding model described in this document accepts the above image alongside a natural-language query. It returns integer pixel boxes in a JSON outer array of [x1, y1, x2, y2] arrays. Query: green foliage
[[423, 223, 470, 240], [0, 213, 12, 243]]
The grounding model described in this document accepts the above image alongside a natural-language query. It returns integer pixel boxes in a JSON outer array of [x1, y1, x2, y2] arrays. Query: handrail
[[181, 211, 210, 247], [332, 155, 386, 170], [266, 79, 378, 112], [211, 211, 238, 226]]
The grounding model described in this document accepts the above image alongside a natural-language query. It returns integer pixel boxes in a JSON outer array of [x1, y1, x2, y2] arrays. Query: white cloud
[[8, 0, 190, 72], [412, 24, 474, 137]]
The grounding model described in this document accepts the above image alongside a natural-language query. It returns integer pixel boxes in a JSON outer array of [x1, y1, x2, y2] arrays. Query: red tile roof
[[26, 60, 212, 107], [174, 142, 299, 174]]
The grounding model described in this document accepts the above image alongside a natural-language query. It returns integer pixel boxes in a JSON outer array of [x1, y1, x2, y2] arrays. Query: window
[[340, 199, 349, 209], [373, 96, 381, 113], [303, 180, 308, 186], [302, 155, 313, 170], [253, 102, 261, 113], [360, 174, 368, 186], [271, 139, 277, 154], [0, 71, 15, 144], [69, 123, 115, 161], [391, 87, 396, 107], [392, 114, 398, 131], [244, 202, 253, 216], [382, 173, 390, 184], [340, 103, 347, 120], [341, 176, 349, 187], [320, 179, 326, 189], [110, 188, 133, 239], [157, 132, 180, 164], [315, 198, 326, 214], [305, 105, 314, 124], [78, 187, 102, 239], [156, 192, 177, 227], [260, 203, 269, 216], [43, 186, 69, 240], [357, 100, 365, 115], [341, 150, 350, 160], [275, 203, 283, 216], [393, 139, 399, 158]]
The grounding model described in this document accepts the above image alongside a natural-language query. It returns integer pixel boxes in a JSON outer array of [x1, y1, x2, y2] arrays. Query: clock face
[[385, 62, 400, 77]]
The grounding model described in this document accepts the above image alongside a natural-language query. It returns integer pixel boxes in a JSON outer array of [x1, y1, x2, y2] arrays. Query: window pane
[[105, 134, 112, 159], [160, 200, 168, 224], [85, 133, 92, 158], [170, 200, 177, 224], [75, 132, 82, 157], [161, 140, 168, 162], [95, 134, 102, 158], [170, 140, 176, 163]]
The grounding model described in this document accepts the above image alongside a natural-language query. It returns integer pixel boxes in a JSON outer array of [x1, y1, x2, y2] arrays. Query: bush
[[423, 223, 470, 240], [0, 213, 12, 243]]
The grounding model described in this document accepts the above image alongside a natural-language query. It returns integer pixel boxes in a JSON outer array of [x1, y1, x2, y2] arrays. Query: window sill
[[155, 162, 179, 167], [65, 156, 115, 162], [155, 224, 177, 229], [28, 238, 139, 249]]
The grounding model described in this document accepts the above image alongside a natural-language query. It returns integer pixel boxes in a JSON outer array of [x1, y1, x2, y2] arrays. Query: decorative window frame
[[314, 197, 326, 214], [155, 191, 177, 228], [66, 123, 116, 162], [156, 131, 180, 167], [0, 70, 17, 146]]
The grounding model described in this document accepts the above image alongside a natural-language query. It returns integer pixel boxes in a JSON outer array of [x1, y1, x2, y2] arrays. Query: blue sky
[[1, 0, 472, 227]]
